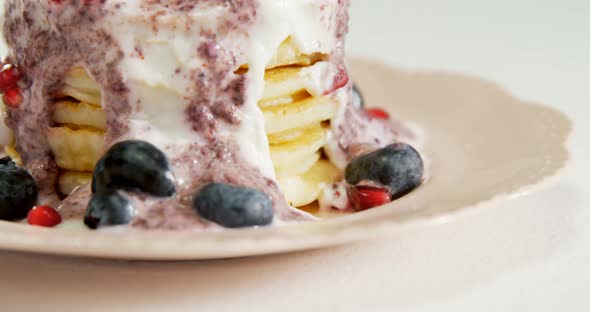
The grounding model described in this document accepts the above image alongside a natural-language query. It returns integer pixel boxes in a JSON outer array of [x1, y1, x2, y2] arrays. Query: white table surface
[[1, 1, 589, 311]]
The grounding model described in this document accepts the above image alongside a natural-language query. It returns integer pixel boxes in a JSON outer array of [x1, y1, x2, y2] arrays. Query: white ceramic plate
[[0, 58, 571, 260]]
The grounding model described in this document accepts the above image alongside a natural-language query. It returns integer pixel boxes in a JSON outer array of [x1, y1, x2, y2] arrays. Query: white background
[[344, 1, 589, 311], [1, 1, 589, 311]]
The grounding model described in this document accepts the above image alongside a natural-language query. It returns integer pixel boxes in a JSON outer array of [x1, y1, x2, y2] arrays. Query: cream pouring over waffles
[[0, 0, 423, 230]]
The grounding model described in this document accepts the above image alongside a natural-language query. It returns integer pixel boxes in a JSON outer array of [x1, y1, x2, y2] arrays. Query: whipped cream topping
[[2, 0, 360, 230], [97, 0, 343, 180], [325, 97, 399, 170], [2, 0, 411, 231]]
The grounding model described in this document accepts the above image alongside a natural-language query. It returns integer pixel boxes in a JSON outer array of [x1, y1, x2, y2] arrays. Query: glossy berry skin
[[0, 65, 21, 93], [0, 160, 38, 220], [352, 83, 364, 108], [92, 140, 176, 197], [0, 156, 14, 166], [91, 157, 104, 193], [345, 143, 424, 198], [193, 183, 274, 228], [2, 87, 23, 108], [27, 206, 62, 227], [366, 108, 390, 120], [84, 191, 135, 229], [349, 185, 392, 211]]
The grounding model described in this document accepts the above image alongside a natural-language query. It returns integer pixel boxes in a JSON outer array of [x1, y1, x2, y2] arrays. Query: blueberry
[[345, 143, 424, 197], [0, 156, 15, 166], [93, 140, 176, 197], [0, 160, 38, 220], [193, 183, 274, 228], [352, 83, 364, 108], [84, 191, 135, 229], [91, 157, 104, 193]]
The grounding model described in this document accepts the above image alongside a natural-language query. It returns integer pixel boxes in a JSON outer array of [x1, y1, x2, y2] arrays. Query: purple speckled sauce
[[2, 0, 399, 230], [3, 1, 128, 206]]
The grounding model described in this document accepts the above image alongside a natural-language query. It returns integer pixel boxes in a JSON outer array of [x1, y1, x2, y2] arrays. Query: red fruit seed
[[366, 108, 390, 120], [2, 87, 23, 108], [323, 68, 349, 95], [0, 65, 21, 93], [27, 206, 62, 227], [349, 185, 392, 211]]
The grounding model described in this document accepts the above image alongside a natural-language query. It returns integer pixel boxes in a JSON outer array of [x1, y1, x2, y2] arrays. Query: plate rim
[[0, 57, 573, 260]]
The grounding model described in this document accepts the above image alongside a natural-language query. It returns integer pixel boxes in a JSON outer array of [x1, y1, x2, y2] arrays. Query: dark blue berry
[[92, 140, 176, 197], [352, 83, 364, 108], [91, 157, 104, 193], [0, 160, 38, 220], [193, 183, 274, 228], [84, 191, 135, 229], [0, 156, 15, 166], [345, 143, 423, 197]]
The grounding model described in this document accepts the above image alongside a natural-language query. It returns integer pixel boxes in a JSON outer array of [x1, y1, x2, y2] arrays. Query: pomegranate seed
[[2, 87, 23, 108], [323, 68, 349, 95], [27, 206, 62, 227], [349, 185, 392, 211], [0, 65, 21, 93], [366, 108, 390, 120]]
